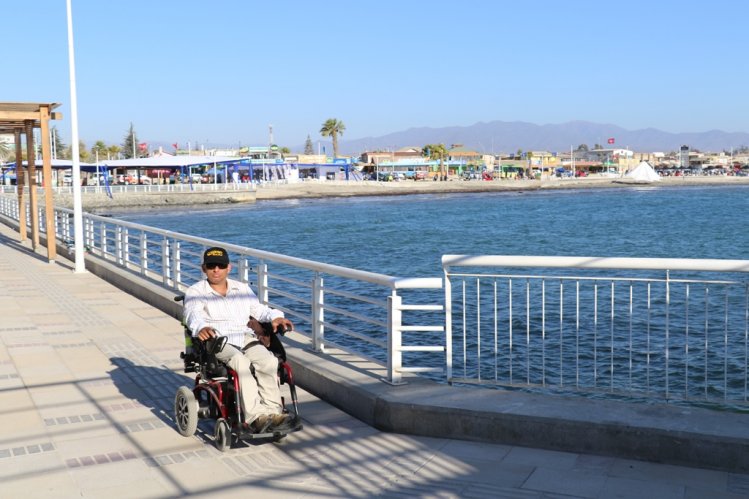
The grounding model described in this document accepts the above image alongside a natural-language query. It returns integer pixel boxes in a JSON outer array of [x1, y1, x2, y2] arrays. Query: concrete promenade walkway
[[1, 223, 749, 498]]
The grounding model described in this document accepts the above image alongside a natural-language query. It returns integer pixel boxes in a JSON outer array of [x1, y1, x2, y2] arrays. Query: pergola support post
[[14, 129, 26, 242], [39, 105, 57, 262], [25, 120, 40, 250]]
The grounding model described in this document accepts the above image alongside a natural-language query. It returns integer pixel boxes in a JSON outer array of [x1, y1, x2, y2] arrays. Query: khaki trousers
[[215, 341, 282, 423]]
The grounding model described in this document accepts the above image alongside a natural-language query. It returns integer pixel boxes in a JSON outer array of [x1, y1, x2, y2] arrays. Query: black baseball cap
[[203, 247, 230, 266]]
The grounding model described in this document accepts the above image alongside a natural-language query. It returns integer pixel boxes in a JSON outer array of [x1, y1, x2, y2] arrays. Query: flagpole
[[66, 0, 85, 273]]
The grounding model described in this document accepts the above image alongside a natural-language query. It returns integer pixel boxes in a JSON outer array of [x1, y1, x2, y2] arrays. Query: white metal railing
[[0, 194, 443, 384], [0, 182, 255, 198], [443, 255, 749, 406], [6, 191, 749, 408]]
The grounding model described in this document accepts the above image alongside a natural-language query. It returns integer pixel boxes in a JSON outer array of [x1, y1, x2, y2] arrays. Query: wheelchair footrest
[[236, 422, 303, 440]]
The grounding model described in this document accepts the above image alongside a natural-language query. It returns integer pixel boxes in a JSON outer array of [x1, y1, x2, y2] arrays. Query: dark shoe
[[250, 415, 272, 433], [268, 413, 292, 429], [270, 413, 301, 432]]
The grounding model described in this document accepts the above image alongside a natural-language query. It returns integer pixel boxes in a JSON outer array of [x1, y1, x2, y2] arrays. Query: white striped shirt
[[183, 278, 283, 347]]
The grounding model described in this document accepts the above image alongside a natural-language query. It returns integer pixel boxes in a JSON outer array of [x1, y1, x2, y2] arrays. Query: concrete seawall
[[52, 189, 256, 210]]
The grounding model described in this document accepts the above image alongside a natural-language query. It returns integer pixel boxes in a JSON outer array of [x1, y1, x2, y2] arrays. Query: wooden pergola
[[0, 102, 62, 262]]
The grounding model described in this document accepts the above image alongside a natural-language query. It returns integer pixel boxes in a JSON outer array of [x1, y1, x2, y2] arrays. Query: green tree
[[107, 145, 121, 160], [422, 143, 448, 180], [91, 140, 108, 161], [576, 144, 589, 152], [280, 146, 291, 154], [122, 123, 138, 159], [593, 143, 603, 150], [76, 140, 90, 162], [304, 134, 314, 155], [319, 118, 345, 158]]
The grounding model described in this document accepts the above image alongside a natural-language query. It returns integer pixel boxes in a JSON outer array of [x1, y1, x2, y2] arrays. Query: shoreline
[[253, 175, 749, 201], [16, 175, 747, 213]]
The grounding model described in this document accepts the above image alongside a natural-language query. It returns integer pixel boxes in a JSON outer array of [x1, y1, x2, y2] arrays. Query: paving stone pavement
[[1, 222, 749, 498]]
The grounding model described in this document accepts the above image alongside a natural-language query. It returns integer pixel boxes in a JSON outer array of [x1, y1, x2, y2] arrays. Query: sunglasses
[[205, 263, 228, 270]]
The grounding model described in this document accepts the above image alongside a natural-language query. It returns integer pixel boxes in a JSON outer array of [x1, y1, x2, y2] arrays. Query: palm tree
[[319, 118, 346, 159], [422, 143, 448, 180], [107, 145, 121, 160], [0, 141, 11, 162], [91, 140, 108, 161]]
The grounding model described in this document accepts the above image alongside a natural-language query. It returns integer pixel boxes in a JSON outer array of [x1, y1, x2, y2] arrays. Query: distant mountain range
[[331, 120, 749, 155]]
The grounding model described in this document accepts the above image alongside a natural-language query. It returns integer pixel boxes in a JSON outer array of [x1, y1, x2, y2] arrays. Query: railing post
[[116, 226, 123, 265], [385, 292, 404, 385], [444, 267, 453, 382], [665, 269, 670, 400], [256, 261, 269, 304], [311, 272, 324, 352], [123, 227, 130, 266], [162, 236, 170, 286], [237, 256, 249, 283], [173, 240, 182, 288], [141, 232, 148, 275], [100, 221, 107, 256], [84, 215, 92, 251]]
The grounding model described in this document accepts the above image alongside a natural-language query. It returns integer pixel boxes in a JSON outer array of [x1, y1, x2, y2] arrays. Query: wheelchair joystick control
[[206, 335, 227, 354]]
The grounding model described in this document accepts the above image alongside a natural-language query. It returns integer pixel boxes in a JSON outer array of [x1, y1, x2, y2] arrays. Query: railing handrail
[[56, 207, 442, 290], [442, 253, 749, 407], [443, 254, 749, 274]]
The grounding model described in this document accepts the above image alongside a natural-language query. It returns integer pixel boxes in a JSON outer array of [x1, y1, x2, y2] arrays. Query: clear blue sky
[[5, 0, 747, 150]]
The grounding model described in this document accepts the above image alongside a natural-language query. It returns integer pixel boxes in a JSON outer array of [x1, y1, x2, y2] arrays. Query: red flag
[[607, 138, 615, 144], [138, 142, 148, 151], [172, 142, 178, 150]]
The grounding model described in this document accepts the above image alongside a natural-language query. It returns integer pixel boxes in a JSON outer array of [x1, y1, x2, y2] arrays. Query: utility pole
[[266, 124, 273, 182]]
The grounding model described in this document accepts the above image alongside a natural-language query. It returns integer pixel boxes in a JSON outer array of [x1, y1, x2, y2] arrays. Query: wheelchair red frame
[[173, 298, 302, 451]]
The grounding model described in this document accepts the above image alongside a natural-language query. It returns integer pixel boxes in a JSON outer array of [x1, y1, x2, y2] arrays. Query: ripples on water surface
[[117, 185, 749, 407], [117, 185, 749, 276]]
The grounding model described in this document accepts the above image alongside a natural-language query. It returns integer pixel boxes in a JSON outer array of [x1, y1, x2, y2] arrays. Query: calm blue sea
[[116, 185, 749, 276], [116, 185, 749, 405]]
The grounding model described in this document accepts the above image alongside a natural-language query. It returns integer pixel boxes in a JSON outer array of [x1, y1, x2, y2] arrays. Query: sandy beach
[[253, 175, 749, 201], [27, 175, 749, 212]]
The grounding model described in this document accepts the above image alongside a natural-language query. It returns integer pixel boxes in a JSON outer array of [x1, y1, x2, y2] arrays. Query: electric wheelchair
[[173, 296, 302, 451]]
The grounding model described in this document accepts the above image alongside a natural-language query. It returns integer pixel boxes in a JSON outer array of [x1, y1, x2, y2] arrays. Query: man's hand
[[271, 317, 294, 334], [196, 327, 216, 341]]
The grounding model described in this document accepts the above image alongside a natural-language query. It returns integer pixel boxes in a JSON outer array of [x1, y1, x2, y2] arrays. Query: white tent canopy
[[100, 155, 246, 168], [626, 161, 661, 182]]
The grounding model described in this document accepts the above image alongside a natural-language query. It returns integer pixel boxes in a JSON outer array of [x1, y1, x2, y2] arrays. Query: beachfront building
[[359, 151, 393, 166], [525, 151, 559, 178], [360, 147, 423, 167], [583, 148, 635, 175], [447, 144, 481, 166]]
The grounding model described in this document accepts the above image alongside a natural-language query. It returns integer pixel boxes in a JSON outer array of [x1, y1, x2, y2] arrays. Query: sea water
[[116, 185, 749, 402], [116, 185, 749, 275]]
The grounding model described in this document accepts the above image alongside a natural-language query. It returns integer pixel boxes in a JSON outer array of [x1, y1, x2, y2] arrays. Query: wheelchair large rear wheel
[[214, 418, 231, 452], [175, 386, 198, 436]]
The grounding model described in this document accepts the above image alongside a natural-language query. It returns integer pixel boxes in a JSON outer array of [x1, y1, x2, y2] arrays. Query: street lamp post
[[66, 0, 85, 273]]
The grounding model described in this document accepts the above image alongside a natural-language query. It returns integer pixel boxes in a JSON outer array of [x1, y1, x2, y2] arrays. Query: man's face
[[203, 262, 231, 285]]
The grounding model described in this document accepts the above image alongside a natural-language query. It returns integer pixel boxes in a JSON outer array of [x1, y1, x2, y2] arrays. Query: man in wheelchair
[[183, 246, 299, 433]]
